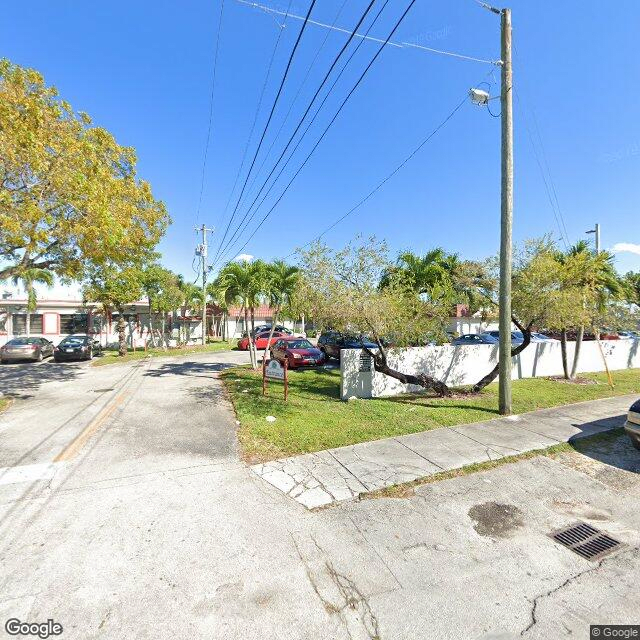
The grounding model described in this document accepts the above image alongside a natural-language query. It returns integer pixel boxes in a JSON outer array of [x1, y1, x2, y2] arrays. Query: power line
[[195, 0, 226, 224], [215, 0, 385, 262], [244, 0, 350, 202], [213, 0, 420, 267], [214, 0, 293, 232], [213, 0, 318, 264], [512, 43, 571, 248], [282, 95, 469, 259], [237, 0, 500, 65]]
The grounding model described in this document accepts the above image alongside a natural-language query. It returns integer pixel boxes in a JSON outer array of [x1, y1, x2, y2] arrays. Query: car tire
[[36, 352, 43, 362], [630, 436, 640, 451]]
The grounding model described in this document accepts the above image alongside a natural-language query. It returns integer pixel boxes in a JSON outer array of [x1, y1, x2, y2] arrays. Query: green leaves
[[0, 59, 170, 281]]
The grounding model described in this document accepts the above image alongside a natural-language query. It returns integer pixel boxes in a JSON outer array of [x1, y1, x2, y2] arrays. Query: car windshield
[[286, 340, 313, 349], [7, 337, 41, 345], [61, 337, 87, 345]]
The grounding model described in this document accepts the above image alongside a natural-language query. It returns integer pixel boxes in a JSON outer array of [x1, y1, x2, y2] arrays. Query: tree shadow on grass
[[383, 394, 501, 417]]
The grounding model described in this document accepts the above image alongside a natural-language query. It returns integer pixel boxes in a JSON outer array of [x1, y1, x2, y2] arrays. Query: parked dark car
[[0, 337, 54, 363], [270, 337, 326, 369], [452, 333, 498, 346], [625, 399, 640, 450], [316, 332, 378, 360], [54, 335, 102, 362]]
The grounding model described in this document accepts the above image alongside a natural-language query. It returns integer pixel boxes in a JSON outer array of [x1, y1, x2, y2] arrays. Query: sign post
[[263, 358, 289, 401]]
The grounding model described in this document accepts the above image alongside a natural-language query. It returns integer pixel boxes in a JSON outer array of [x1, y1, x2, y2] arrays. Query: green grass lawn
[[222, 367, 640, 463], [92, 340, 238, 366]]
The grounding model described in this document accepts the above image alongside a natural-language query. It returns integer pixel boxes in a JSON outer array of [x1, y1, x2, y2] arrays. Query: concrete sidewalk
[[251, 394, 634, 509]]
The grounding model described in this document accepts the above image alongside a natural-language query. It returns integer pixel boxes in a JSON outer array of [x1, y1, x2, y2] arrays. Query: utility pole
[[195, 224, 215, 346], [586, 223, 601, 254], [469, 5, 513, 414], [498, 7, 514, 415]]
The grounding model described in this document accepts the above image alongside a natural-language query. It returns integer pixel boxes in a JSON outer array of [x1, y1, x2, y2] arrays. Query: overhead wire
[[244, 0, 350, 201], [236, 0, 500, 65], [195, 0, 226, 224], [283, 94, 470, 259], [215, 0, 387, 262], [212, 0, 420, 267], [214, 0, 293, 232], [212, 0, 319, 265]]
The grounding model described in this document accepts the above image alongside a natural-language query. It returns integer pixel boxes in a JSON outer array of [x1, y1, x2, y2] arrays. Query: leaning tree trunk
[[560, 328, 569, 379], [262, 309, 280, 364], [472, 320, 533, 393], [244, 307, 256, 369], [249, 307, 258, 367], [570, 325, 584, 380], [117, 313, 127, 357], [361, 342, 452, 397]]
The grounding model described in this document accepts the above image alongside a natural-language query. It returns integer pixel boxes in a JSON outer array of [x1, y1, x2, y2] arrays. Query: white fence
[[340, 339, 640, 400]]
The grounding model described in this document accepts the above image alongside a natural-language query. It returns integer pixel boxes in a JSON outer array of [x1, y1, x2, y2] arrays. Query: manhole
[[93, 388, 114, 393], [549, 521, 624, 561]]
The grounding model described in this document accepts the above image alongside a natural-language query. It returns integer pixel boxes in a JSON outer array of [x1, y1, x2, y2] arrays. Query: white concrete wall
[[340, 339, 640, 400]]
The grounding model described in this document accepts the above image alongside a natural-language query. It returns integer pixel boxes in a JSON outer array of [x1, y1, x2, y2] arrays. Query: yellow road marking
[[54, 392, 128, 462]]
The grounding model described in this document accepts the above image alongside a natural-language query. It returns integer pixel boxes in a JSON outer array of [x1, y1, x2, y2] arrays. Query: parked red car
[[270, 337, 325, 369], [237, 331, 289, 351]]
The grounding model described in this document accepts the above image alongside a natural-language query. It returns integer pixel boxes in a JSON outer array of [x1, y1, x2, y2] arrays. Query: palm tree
[[559, 241, 622, 378], [11, 268, 54, 336], [381, 248, 450, 298], [262, 261, 299, 363], [214, 260, 263, 368]]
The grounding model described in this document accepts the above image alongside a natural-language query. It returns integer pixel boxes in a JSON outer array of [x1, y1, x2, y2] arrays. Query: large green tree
[[142, 265, 182, 349], [0, 59, 169, 281], [82, 265, 143, 357]]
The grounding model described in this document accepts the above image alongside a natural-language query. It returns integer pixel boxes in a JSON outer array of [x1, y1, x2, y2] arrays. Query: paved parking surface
[[1, 352, 638, 639]]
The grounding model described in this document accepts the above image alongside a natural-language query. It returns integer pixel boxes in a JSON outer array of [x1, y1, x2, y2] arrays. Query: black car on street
[[54, 335, 102, 362]]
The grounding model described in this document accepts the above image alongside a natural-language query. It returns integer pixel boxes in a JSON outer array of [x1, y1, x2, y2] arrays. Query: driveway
[[1, 351, 638, 639]]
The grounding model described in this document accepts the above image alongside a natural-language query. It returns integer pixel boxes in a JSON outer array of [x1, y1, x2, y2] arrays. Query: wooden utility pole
[[498, 7, 514, 415]]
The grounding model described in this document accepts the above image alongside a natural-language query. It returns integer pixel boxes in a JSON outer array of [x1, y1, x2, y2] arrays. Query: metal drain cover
[[549, 522, 624, 561]]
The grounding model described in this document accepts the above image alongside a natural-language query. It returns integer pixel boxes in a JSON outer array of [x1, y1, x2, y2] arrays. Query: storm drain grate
[[549, 522, 624, 561]]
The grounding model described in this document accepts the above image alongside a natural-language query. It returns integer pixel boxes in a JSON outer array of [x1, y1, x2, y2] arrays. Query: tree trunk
[[148, 303, 156, 348], [161, 315, 167, 351], [25, 312, 31, 337], [250, 308, 258, 367], [471, 320, 533, 393], [375, 358, 452, 397], [570, 325, 584, 380], [263, 309, 279, 365], [118, 313, 127, 357], [244, 307, 256, 369], [301, 313, 305, 336], [560, 328, 569, 379]]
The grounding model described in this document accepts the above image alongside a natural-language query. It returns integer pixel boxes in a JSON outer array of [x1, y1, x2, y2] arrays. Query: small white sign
[[265, 359, 285, 380]]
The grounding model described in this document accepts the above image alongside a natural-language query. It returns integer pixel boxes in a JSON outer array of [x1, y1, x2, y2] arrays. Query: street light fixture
[[585, 223, 601, 254]]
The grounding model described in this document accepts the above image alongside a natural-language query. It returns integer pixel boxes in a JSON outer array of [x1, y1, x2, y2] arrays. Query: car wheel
[[36, 352, 43, 362], [630, 436, 640, 451]]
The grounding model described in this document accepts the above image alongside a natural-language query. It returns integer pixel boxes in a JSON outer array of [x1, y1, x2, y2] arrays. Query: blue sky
[[3, 0, 639, 284]]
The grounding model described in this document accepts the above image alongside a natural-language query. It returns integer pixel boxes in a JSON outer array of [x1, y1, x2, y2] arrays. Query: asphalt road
[[1, 352, 639, 639]]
